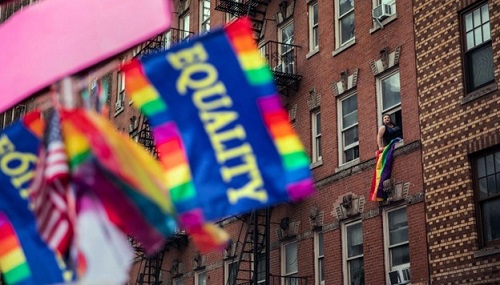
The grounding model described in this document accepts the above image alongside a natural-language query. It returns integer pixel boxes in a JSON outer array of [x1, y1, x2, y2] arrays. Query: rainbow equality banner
[[123, 17, 314, 229]]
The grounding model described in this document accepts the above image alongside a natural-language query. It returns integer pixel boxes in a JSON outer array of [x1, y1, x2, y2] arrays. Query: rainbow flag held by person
[[369, 138, 401, 201], [0, 113, 70, 285], [122, 17, 314, 232]]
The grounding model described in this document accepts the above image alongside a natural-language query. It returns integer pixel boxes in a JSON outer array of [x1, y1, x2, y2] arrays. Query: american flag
[[30, 109, 73, 255]]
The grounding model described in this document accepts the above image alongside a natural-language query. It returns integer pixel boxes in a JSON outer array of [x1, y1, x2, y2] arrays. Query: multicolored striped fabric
[[122, 17, 314, 232], [0, 212, 31, 285], [369, 138, 401, 201]]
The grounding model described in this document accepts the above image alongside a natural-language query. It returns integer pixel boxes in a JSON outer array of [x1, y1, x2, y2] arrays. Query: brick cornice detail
[[332, 68, 359, 97], [370, 46, 402, 76]]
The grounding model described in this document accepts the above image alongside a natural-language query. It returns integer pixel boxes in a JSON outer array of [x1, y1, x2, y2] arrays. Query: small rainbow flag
[[0, 212, 31, 284], [123, 17, 314, 233], [369, 138, 401, 201]]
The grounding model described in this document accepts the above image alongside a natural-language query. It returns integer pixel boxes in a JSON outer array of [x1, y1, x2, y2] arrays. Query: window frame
[[314, 231, 325, 285], [308, 1, 319, 52], [179, 13, 191, 40], [281, 241, 298, 285], [173, 277, 184, 285], [338, 92, 359, 165], [383, 206, 410, 284], [473, 147, 500, 248], [460, 2, 495, 94], [225, 259, 238, 285], [311, 109, 322, 164], [199, 0, 210, 33], [377, 69, 403, 136], [342, 220, 364, 285], [335, 0, 355, 48], [195, 271, 207, 285]]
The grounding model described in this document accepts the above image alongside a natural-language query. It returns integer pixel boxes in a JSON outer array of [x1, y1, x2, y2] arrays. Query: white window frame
[[377, 69, 402, 131], [199, 0, 210, 33], [308, 1, 319, 52], [281, 241, 298, 285], [225, 259, 238, 285], [195, 271, 207, 285], [180, 13, 191, 40], [383, 206, 410, 285], [342, 220, 364, 285], [311, 109, 322, 163], [337, 92, 359, 165], [173, 277, 184, 285], [277, 20, 295, 74], [314, 232, 325, 285], [115, 71, 125, 114], [335, 0, 355, 48], [257, 252, 266, 284]]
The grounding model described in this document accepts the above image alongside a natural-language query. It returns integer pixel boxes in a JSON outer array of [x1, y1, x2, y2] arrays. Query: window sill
[[335, 158, 360, 173], [461, 82, 497, 105], [310, 160, 323, 169], [369, 14, 398, 34], [332, 38, 356, 57], [114, 107, 124, 117], [473, 246, 500, 258], [306, 48, 319, 59]]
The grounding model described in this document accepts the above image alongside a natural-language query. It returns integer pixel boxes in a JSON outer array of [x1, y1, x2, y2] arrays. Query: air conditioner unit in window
[[373, 4, 392, 21], [388, 267, 410, 285]]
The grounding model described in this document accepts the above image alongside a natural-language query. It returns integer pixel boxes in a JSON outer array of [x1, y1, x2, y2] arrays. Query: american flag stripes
[[30, 109, 73, 255]]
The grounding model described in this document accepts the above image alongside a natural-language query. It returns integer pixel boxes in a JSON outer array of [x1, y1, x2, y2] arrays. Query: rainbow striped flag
[[369, 138, 401, 201], [123, 17, 314, 231], [0, 212, 31, 285]]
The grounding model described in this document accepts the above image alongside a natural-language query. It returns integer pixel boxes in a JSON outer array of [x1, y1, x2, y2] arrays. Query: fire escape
[[215, 0, 302, 96], [129, 27, 194, 285]]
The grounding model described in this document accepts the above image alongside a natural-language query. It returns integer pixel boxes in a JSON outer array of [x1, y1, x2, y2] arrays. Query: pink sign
[[0, 0, 172, 113]]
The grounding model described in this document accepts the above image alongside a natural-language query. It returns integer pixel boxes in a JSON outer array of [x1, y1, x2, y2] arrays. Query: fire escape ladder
[[136, 113, 158, 158], [227, 208, 271, 285], [137, 249, 166, 285], [214, 0, 270, 38]]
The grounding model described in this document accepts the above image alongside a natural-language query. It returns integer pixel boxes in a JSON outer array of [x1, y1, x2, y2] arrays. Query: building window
[[384, 207, 410, 274], [199, 0, 210, 33], [336, 0, 354, 47], [308, 1, 319, 52], [474, 148, 500, 247], [314, 232, 325, 285], [338, 93, 359, 164], [115, 72, 125, 113], [343, 221, 364, 285], [173, 278, 183, 285], [311, 109, 322, 163], [278, 21, 295, 74], [462, 3, 494, 93], [180, 13, 191, 40], [377, 70, 403, 137], [225, 259, 238, 285], [282, 241, 298, 285], [373, 0, 396, 16], [195, 271, 207, 285], [257, 252, 267, 284]]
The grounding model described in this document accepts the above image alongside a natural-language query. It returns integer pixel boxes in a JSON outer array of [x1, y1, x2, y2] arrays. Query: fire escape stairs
[[137, 249, 166, 285], [215, 0, 270, 38], [227, 208, 271, 285]]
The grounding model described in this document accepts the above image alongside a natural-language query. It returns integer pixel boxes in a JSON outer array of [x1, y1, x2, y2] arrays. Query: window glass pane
[[496, 173, 500, 195], [481, 4, 489, 22], [466, 31, 474, 50], [482, 198, 500, 242], [340, 12, 354, 44], [348, 258, 364, 285], [382, 73, 401, 111], [316, 137, 322, 158], [316, 112, 321, 134], [473, 8, 481, 28], [198, 272, 207, 285], [285, 243, 298, 273], [474, 28, 483, 45], [479, 178, 488, 198], [342, 95, 358, 128], [345, 146, 359, 162], [465, 13, 473, 31], [339, 0, 353, 16], [318, 232, 324, 255], [470, 44, 494, 89], [389, 208, 408, 245], [483, 22, 491, 41], [319, 258, 325, 281], [347, 223, 363, 257], [477, 157, 486, 177], [344, 126, 358, 146], [391, 244, 410, 266], [486, 154, 495, 175], [313, 3, 318, 23], [487, 176, 496, 196]]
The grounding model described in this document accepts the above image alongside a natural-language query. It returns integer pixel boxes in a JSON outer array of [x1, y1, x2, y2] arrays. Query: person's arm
[[377, 126, 386, 151]]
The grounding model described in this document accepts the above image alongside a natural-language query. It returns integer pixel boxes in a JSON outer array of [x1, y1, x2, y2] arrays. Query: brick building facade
[[125, 0, 429, 284], [415, 0, 500, 283]]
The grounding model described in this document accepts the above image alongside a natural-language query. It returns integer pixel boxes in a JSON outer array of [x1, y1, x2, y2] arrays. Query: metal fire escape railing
[[260, 40, 302, 95], [134, 27, 195, 57], [226, 208, 271, 285], [215, 0, 270, 39]]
